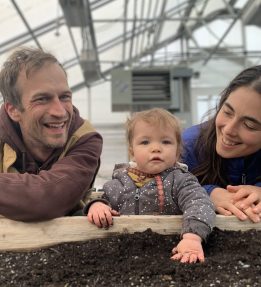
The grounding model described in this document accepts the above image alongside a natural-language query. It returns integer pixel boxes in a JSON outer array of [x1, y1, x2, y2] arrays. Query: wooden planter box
[[0, 214, 260, 251]]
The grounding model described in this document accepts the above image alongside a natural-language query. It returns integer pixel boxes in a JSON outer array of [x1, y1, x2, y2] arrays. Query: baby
[[85, 108, 215, 263]]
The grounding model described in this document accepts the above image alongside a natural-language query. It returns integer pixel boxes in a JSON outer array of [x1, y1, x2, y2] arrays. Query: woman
[[182, 65, 261, 223]]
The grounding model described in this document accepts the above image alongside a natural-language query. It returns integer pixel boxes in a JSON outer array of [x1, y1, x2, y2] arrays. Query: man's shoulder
[[59, 118, 102, 159], [70, 106, 101, 140], [73, 120, 96, 138]]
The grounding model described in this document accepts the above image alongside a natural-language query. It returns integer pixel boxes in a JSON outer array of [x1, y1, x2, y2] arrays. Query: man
[[0, 47, 102, 221]]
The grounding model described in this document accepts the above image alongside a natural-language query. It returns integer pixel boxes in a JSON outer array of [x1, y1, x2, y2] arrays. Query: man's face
[[5, 62, 73, 161]]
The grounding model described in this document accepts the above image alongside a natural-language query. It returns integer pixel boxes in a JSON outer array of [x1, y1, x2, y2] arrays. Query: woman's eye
[[244, 122, 257, 131], [223, 109, 232, 116]]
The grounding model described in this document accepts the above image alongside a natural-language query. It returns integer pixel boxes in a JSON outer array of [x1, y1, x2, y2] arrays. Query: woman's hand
[[171, 233, 204, 263], [227, 185, 261, 222], [210, 187, 260, 222], [87, 202, 120, 228], [210, 187, 249, 220], [228, 185, 261, 212]]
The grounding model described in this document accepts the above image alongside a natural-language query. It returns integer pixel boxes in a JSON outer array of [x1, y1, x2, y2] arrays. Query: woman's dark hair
[[192, 65, 261, 186]]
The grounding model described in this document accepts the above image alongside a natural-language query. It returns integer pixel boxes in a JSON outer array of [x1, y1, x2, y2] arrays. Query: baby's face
[[129, 120, 178, 174]]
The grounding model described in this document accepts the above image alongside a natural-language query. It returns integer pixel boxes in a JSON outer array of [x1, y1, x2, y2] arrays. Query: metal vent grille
[[132, 70, 170, 102]]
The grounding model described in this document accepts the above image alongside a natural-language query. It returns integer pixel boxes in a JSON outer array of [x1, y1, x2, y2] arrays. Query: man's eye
[[35, 97, 48, 103], [60, 94, 72, 101]]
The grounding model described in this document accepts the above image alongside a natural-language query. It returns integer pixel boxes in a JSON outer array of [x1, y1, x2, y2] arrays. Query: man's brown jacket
[[0, 105, 102, 221]]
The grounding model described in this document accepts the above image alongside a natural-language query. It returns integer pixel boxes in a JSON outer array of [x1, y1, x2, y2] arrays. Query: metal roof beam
[[11, 0, 42, 49], [97, 6, 238, 56], [0, 17, 65, 54]]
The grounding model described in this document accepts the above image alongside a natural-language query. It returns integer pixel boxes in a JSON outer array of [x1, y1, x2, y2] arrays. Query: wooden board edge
[[0, 215, 260, 251]]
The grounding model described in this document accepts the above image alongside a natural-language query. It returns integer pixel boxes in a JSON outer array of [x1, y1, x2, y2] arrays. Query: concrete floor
[[94, 124, 128, 189]]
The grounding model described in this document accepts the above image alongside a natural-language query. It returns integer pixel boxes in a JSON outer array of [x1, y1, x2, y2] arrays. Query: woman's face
[[215, 86, 261, 158]]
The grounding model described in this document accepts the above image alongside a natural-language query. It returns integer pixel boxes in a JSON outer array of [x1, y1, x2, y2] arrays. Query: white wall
[[72, 81, 129, 125]]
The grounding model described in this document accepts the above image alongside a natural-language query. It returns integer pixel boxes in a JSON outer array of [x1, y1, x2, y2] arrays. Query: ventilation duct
[[242, 0, 261, 27], [111, 66, 193, 127], [59, 0, 89, 27], [80, 49, 101, 85]]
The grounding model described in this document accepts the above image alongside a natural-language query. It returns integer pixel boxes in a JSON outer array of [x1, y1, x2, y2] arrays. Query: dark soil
[[0, 227, 260, 287]]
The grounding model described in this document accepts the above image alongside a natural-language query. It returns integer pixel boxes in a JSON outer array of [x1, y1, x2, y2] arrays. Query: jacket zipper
[[134, 188, 140, 215], [241, 159, 246, 184], [241, 173, 246, 184], [22, 152, 26, 173]]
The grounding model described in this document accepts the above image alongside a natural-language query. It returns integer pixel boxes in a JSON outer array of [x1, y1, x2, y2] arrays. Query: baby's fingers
[[111, 209, 120, 216], [171, 253, 182, 261], [170, 252, 204, 263]]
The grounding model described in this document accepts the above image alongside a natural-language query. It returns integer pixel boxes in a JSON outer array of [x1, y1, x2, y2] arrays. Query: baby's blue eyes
[[139, 140, 172, 145], [162, 140, 172, 144]]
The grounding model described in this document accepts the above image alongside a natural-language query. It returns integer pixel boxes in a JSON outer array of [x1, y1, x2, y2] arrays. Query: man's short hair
[[0, 47, 66, 109]]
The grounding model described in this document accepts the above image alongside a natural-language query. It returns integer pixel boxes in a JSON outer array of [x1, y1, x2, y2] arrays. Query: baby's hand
[[87, 202, 120, 228], [171, 233, 204, 263]]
